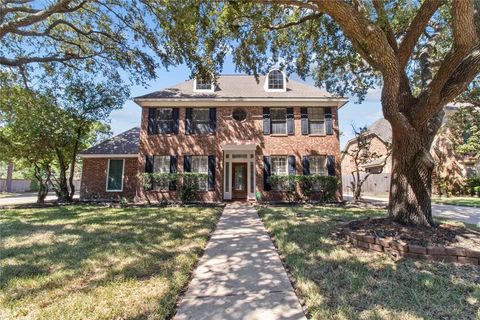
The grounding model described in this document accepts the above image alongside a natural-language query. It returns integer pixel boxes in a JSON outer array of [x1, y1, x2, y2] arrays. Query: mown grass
[[258, 205, 480, 320], [0, 205, 222, 320], [432, 196, 480, 208]]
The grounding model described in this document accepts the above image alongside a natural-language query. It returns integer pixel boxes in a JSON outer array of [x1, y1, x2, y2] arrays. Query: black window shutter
[[263, 156, 271, 191], [185, 108, 193, 134], [169, 156, 178, 190], [145, 155, 154, 190], [209, 108, 216, 134], [147, 108, 156, 135], [208, 155, 215, 191], [300, 108, 309, 135], [288, 155, 296, 175], [302, 156, 310, 175], [327, 155, 335, 176], [145, 155, 154, 173], [263, 108, 271, 135], [172, 108, 179, 134], [325, 107, 333, 135], [287, 108, 295, 135], [184, 155, 191, 172]]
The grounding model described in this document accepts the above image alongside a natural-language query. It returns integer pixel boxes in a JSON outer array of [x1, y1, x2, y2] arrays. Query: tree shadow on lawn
[[0, 205, 220, 313], [259, 206, 480, 319]]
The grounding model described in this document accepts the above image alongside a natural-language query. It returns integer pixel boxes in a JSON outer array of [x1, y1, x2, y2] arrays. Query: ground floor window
[[107, 159, 124, 191], [309, 156, 327, 176], [309, 156, 327, 191], [192, 156, 208, 191], [153, 155, 170, 190], [271, 156, 288, 190]]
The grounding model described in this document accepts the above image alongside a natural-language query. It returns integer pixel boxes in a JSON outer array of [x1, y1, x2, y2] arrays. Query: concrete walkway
[[175, 203, 306, 320]]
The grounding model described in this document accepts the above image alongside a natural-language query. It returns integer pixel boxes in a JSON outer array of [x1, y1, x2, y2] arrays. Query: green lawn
[[258, 205, 480, 320], [0, 205, 221, 320], [0, 193, 19, 198], [432, 196, 480, 207]]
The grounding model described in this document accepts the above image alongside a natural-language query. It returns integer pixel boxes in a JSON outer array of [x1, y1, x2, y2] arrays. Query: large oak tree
[[135, 0, 479, 227]]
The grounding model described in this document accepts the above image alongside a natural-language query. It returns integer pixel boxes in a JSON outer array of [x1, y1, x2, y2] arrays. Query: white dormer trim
[[193, 76, 215, 93], [264, 69, 287, 93]]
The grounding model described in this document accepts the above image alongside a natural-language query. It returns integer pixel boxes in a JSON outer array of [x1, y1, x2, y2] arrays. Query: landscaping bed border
[[344, 227, 480, 265]]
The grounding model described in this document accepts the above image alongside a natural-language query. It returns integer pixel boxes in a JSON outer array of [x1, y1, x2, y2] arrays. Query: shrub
[[474, 186, 480, 197], [267, 175, 340, 202], [464, 176, 480, 196], [298, 175, 340, 202], [179, 173, 207, 203]]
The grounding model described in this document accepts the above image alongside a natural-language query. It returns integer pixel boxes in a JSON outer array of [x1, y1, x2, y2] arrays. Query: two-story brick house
[[80, 70, 348, 202]]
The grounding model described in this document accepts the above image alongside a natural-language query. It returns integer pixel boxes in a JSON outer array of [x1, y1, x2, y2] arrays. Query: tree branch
[[372, 0, 398, 53], [0, 53, 98, 67], [263, 12, 322, 30], [398, 0, 443, 69]]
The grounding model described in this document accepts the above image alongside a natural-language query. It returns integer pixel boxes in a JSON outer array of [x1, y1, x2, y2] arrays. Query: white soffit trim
[[134, 98, 349, 108], [221, 144, 257, 151], [79, 154, 138, 158]]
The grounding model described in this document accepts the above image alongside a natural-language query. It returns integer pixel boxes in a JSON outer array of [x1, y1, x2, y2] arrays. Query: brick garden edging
[[344, 228, 480, 265]]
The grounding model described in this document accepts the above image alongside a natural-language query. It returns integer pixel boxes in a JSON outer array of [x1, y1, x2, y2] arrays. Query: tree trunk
[[55, 148, 72, 203], [5, 162, 13, 193], [388, 123, 438, 227]]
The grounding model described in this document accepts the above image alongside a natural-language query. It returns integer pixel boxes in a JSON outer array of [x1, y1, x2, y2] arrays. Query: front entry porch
[[222, 144, 257, 201]]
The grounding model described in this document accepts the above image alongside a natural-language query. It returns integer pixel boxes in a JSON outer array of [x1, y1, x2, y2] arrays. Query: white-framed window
[[192, 108, 210, 134], [106, 159, 124, 192], [194, 76, 214, 92], [153, 155, 170, 190], [271, 156, 288, 191], [192, 156, 208, 190], [267, 70, 285, 90], [271, 156, 288, 176], [308, 108, 325, 135], [155, 108, 173, 133], [309, 155, 327, 176], [271, 108, 287, 135]]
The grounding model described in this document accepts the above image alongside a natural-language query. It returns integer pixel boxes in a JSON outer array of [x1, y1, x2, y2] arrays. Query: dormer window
[[265, 69, 287, 92], [194, 75, 214, 92]]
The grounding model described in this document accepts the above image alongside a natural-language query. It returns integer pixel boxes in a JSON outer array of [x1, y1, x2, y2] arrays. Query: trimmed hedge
[[267, 175, 340, 202]]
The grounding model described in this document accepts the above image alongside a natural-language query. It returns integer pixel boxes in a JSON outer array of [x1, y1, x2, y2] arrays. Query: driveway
[[347, 195, 480, 226], [0, 193, 78, 206]]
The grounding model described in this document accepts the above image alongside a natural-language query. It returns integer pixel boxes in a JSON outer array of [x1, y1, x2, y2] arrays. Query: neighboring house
[[80, 70, 348, 202], [342, 118, 392, 175], [342, 106, 480, 194]]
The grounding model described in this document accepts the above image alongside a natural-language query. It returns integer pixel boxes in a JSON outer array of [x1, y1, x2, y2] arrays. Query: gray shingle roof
[[367, 118, 392, 143], [135, 74, 337, 100], [80, 127, 139, 155]]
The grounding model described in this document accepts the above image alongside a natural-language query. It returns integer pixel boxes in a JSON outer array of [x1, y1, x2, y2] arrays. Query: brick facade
[[80, 157, 138, 201], [138, 106, 342, 202]]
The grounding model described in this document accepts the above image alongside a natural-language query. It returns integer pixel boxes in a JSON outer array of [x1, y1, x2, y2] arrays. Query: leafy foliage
[[140, 172, 208, 204], [267, 175, 339, 202]]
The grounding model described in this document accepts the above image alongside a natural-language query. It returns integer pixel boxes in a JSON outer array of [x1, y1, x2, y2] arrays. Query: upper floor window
[[192, 108, 210, 134], [194, 75, 214, 92], [265, 69, 286, 92], [157, 108, 173, 132], [148, 108, 178, 135], [271, 108, 287, 135], [308, 108, 325, 135]]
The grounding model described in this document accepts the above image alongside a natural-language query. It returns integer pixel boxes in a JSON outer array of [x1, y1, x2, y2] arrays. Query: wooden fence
[[342, 173, 391, 197]]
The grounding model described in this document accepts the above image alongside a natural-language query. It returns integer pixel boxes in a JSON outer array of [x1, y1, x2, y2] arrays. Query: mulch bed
[[346, 217, 480, 250]]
